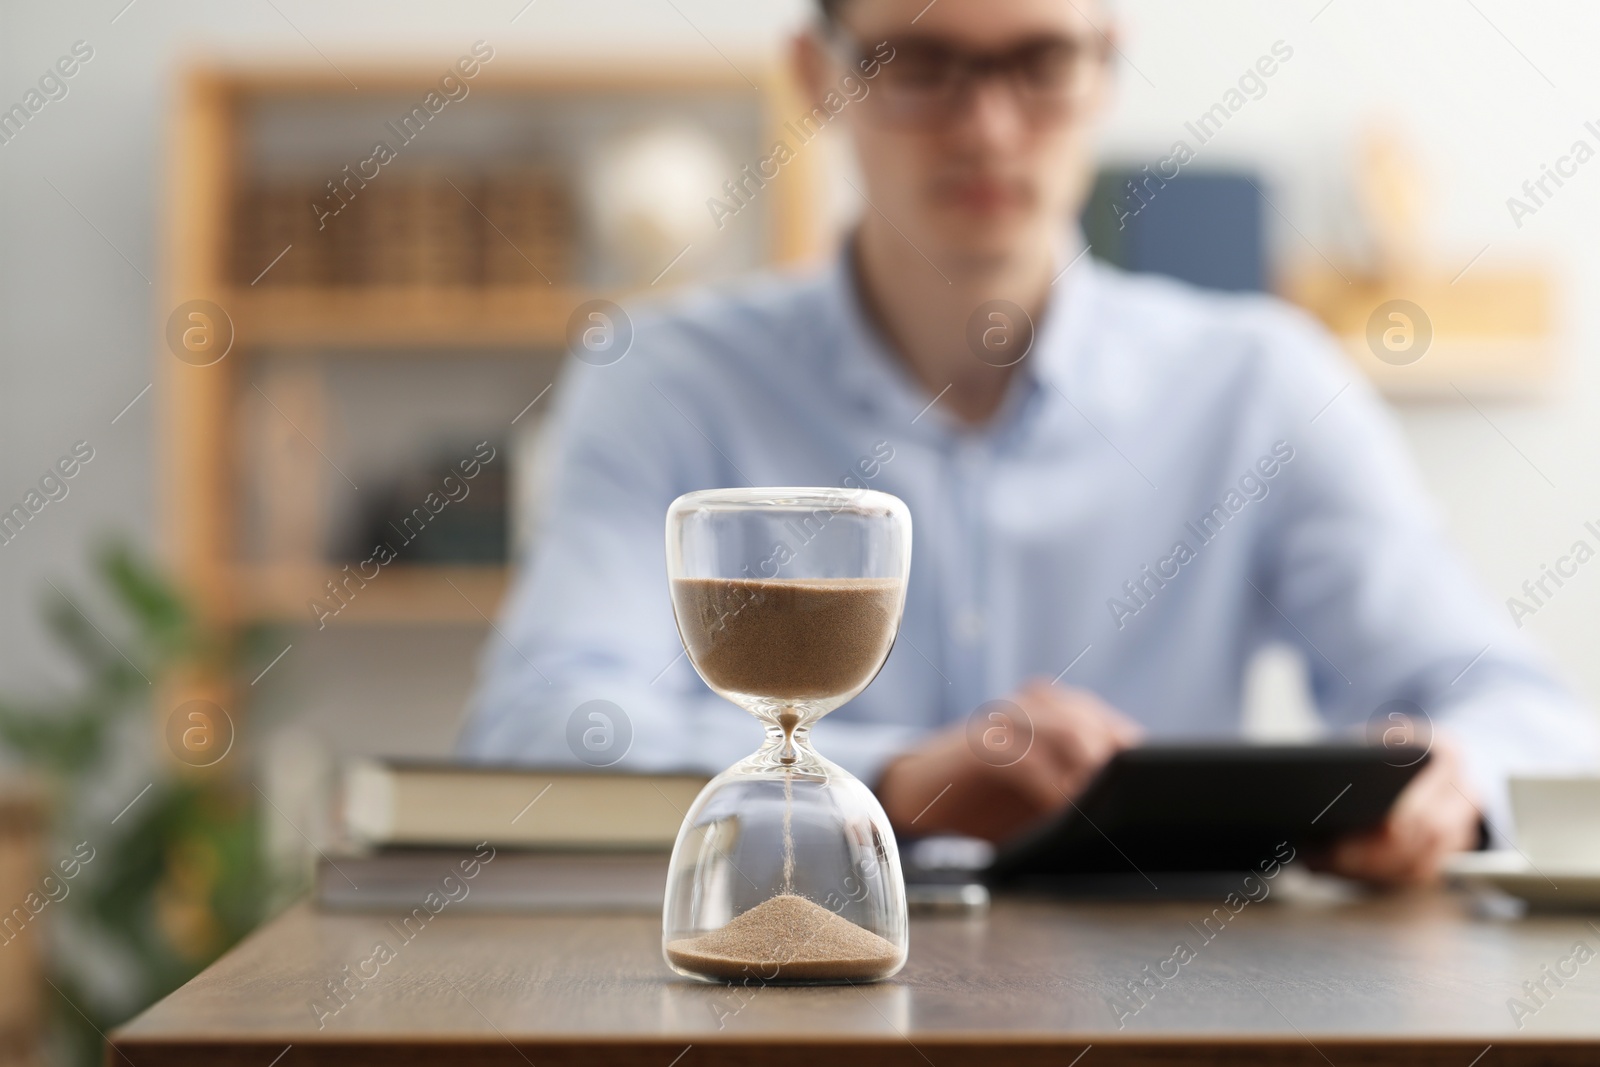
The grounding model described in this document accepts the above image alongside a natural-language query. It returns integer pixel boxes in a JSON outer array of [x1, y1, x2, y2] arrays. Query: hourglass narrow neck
[[758, 718, 821, 770]]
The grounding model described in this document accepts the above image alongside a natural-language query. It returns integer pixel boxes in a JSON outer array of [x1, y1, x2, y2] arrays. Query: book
[[316, 848, 670, 913], [236, 169, 577, 288], [341, 759, 708, 850]]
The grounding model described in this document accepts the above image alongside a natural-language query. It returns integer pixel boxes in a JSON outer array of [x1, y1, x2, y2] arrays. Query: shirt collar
[[821, 227, 1101, 437]]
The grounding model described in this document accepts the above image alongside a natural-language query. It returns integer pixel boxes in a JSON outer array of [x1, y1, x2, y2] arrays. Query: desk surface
[[112, 886, 1600, 1066]]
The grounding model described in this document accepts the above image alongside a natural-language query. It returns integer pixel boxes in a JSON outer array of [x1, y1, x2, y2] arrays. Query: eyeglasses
[[832, 31, 1109, 128]]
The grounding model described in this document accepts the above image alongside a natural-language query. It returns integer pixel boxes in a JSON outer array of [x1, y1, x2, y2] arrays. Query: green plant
[[0, 541, 274, 1067]]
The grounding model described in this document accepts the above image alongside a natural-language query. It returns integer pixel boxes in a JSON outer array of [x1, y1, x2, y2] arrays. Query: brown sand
[[670, 576, 900, 702], [665, 893, 901, 982]]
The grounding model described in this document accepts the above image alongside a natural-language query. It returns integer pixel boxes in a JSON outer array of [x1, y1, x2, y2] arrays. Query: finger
[[1017, 764, 1075, 814], [1033, 717, 1120, 790], [1063, 688, 1146, 744], [1335, 817, 1422, 884], [1022, 685, 1129, 769], [1341, 794, 1460, 885], [1349, 752, 1457, 877], [1106, 712, 1146, 747], [1064, 686, 1145, 746], [985, 698, 1102, 809], [1391, 822, 1455, 886], [995, 687, 1077, 775], [1011, 728, 1083, 805], [1331, 827, 1388, 880]]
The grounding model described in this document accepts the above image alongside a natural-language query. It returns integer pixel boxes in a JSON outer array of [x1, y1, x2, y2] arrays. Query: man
[[460, 0, 1597, 885]]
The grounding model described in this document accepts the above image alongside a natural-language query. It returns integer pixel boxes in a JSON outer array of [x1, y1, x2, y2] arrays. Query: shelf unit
[[160, 62, 822, 657], [225, 285, 580, 348]]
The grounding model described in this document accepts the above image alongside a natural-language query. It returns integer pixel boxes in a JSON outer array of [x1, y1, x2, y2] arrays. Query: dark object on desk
[[905, 879, 990, 913], [1081, 167, 1266, 293], [903, 864, 991, 914], [903, 834, 991, 914], [987, 742, 1428, 889]]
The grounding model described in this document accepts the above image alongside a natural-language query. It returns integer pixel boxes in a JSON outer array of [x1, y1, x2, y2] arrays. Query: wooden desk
[[112, 889, 1600, 1066]]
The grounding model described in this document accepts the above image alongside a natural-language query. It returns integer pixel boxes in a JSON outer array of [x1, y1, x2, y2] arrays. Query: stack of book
[[320, 759, 707, 913]]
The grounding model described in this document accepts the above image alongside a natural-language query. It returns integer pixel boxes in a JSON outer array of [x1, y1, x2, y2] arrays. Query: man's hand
[[1319, 736, 1482, 886], [875, 681, 1142, 843]]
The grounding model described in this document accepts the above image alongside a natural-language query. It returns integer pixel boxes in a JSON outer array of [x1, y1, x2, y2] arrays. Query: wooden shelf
[[236, 564, 509, 625], [207, 61, 778, 97], [229, 286, 592, 349], [162, 62, 820, 708], [1285, 267, 1554, 400]]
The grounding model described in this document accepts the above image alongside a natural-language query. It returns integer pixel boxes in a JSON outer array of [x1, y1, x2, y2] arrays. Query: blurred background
[[2, 0, 1598, 1062]]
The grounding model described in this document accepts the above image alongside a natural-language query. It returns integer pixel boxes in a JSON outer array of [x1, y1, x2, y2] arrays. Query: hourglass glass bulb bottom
[[665, 894, 902, 983]]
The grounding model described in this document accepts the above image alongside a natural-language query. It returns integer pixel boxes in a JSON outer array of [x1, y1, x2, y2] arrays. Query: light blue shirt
[[459, 243, 1597, 830]]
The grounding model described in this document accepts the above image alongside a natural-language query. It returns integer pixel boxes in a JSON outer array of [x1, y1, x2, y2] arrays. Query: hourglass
[[661, 487, 913, 984]]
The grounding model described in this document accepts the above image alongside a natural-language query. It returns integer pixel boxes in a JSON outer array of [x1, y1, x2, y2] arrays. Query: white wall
[[1, 0, 1595, 756]]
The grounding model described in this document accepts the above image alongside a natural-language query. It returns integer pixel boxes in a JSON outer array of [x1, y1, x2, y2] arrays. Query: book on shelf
[[234, 169, 577, 289], [341, 757, 708, 850], [482, 167, 574, 286]]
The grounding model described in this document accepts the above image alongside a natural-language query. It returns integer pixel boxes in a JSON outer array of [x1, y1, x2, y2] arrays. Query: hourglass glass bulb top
[[670, 575, 902, 708]]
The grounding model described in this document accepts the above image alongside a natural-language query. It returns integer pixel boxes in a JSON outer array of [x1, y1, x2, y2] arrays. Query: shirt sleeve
[[455, 327, 931, 788], [1250, 308, 1600, 836]]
